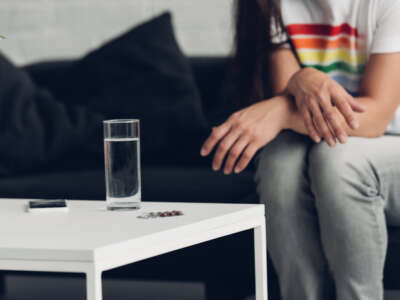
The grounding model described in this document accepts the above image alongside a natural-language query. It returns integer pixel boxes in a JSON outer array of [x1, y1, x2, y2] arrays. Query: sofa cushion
[[52, 12, 208, 165], [0, 52, 103, 175], [24, 60, 75, 94], [190, 57, 236, 125]]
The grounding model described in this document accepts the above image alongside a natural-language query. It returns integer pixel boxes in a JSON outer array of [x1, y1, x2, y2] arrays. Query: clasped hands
[[200, 67, 366, 174]]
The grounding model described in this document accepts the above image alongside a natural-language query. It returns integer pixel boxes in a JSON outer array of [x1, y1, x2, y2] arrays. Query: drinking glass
[[103, 119, 141, 210]]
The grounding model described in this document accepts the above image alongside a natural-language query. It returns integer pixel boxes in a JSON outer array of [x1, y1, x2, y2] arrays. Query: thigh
[[254, 130, 313, 207]]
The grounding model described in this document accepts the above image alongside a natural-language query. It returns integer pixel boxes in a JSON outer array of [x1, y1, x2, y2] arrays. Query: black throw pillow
[[56, 12, 208, 164], [0, 52, 104, 175]]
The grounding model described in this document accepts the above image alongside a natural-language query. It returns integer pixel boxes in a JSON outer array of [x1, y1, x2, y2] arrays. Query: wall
[[0, 0, 233, 65]]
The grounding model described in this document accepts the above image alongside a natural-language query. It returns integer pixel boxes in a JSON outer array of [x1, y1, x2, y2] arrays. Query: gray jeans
[[254, 131, 400, 300]]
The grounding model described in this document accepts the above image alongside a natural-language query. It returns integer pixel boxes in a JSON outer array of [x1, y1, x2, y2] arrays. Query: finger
[[331, 91, 359, 130], [323, 109, 348, 144], [301, 107, 321, 143], [317, 94, 347, 143], [313, 116, 322, 137], [223, 135, 250, 175], [309, 102, 336, 147], [212, 128, 242, 171], [313, 115, 337, 146], [200, 122, 232, 156], [326, 117, 339, 144], [336, 86, 366, 113], [349, 98, 366, 113], [234, 143, 261, 173]]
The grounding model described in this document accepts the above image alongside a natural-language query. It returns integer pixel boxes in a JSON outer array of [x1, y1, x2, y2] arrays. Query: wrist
[[275, 94, 296, 130]]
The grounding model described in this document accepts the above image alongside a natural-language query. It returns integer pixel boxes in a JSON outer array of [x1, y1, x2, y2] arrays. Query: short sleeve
[[271, 18, 289, 45], [370, 0, 400, 53], [269, 0, 289, 46]]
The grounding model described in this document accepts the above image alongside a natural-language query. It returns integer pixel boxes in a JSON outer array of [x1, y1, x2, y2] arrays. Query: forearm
[[269, 49, 301, 94], [341, 97, 397, 137]]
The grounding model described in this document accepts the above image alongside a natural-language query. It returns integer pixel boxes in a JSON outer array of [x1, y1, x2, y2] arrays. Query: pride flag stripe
[[301, 62, 365, 76], [292, 36, 359, 50], [287, 23, 359, 37], [297, 50, 367, 65]]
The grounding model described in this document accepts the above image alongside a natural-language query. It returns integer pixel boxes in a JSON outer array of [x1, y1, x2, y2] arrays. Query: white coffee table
[[0, 199, 267, 300]]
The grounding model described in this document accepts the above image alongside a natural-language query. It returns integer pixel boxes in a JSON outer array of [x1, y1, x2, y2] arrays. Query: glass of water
[[103, 119, 141, 210]]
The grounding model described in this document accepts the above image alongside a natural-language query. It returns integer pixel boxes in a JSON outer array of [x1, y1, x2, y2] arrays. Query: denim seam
[[365, 157, 387, 300], [371, 195, 386, 300]]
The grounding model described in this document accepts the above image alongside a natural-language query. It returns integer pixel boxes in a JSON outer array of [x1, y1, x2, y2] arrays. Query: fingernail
[[339, 135, 347, 143], [200, 149, 206, 156], [351, 121, 359, 129], [224, 169, 230, 175], [234, 168, 241, 173], [315, 136, 321, 143], [328, 139, 336, 147], [212, 165, 218, 171]]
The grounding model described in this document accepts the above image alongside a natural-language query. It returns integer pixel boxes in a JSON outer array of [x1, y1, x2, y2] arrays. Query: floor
[[0, 273, 205, 300], [1, 273, 400, 300], [244, 291, 400, 300]]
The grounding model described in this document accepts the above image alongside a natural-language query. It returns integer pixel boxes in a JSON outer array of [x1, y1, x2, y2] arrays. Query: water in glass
[[104, 136, 141, 210]]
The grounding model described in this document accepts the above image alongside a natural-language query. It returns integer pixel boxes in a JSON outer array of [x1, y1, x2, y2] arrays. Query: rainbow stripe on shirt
[[286, 23, 367, 96]]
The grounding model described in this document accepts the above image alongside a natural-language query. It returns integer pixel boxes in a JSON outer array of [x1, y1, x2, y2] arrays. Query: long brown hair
[[230, 0, 285, 106]]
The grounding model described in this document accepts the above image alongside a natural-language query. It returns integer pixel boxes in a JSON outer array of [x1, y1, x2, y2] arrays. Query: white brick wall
[[0, 0, 233, 65]]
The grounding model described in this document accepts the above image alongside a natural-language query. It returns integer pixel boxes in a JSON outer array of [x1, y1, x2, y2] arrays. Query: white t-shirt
[[275, 0, 400, 134]]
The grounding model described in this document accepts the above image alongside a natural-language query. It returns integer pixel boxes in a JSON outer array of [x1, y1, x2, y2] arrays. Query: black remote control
[[27, 199, 68, 213]]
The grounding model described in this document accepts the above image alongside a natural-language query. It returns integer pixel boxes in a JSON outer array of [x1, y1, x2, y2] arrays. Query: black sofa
[[0, 57, 399, 300]]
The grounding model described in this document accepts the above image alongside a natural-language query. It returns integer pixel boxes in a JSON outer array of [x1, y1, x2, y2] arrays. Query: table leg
[[254, 222, 268, 300], [86, 267, 102, 300]]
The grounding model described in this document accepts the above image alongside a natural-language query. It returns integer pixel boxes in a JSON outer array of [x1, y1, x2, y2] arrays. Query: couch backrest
[[0, 0, 232, 65]]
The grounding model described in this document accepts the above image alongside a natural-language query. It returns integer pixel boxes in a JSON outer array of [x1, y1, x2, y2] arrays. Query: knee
[[308, 139, 378, 209], [255, 131, 310, 212], [309, 142, 354, 188]]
